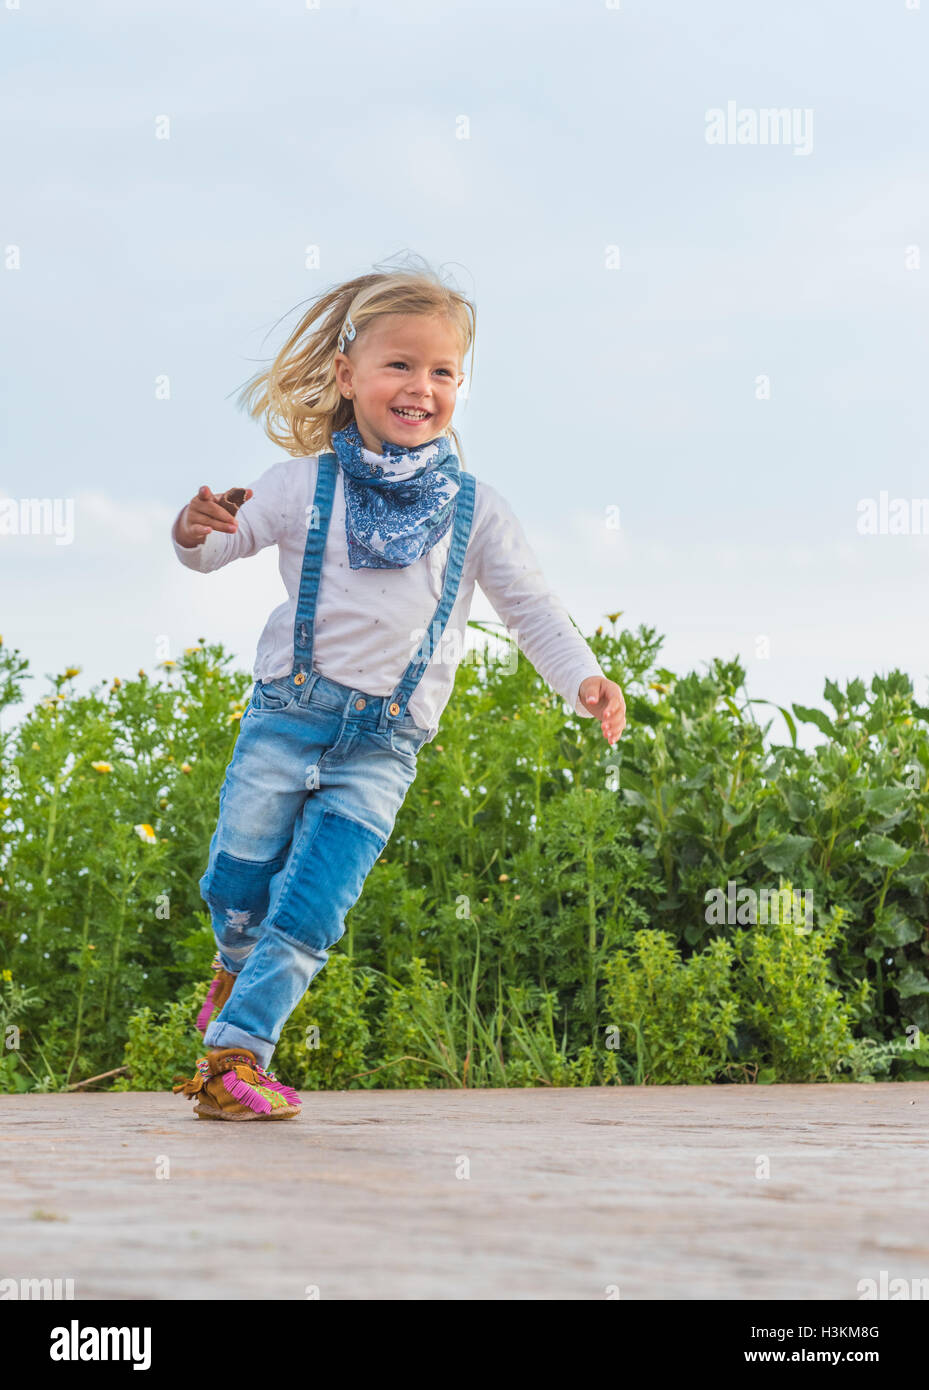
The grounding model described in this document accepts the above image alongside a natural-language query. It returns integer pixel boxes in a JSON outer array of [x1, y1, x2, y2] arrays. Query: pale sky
[[2, 0, 927, 748]]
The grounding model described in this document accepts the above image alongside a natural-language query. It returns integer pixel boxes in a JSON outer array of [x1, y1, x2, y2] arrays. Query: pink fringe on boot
[[256, 1074, 301, 1107], [221, 1071, 276, 1115], [196, 975, 223, 1035]]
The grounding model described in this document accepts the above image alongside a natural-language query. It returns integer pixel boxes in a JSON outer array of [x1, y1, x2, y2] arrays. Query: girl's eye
[[387, 362, 453, 376]]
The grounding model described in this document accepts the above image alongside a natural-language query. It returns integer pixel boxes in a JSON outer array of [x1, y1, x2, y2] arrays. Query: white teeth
[[394, 408, 429, 419]]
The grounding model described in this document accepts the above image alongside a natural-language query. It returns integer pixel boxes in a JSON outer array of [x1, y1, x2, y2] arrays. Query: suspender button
[[354, 697, 366, 710], [388, 701, 400, 716], [294, 673, 307, 685]]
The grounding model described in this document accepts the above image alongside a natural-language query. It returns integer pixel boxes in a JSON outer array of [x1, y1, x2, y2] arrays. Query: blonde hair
[[235, 259, 475, 463]]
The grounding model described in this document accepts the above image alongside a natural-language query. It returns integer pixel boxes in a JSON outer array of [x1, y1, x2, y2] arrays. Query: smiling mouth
[[391, 406, 432, 422]]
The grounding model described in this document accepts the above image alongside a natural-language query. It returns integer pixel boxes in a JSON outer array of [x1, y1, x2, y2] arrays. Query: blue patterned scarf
[[331, 418, 462, 570]]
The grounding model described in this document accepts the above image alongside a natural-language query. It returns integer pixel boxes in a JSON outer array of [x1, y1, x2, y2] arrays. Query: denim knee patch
[[202, 848, 287, 933], [272, 809, 387, 953]]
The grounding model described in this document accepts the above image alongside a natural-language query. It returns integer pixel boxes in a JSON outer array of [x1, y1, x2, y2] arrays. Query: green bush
[[274, 951, 375, 1090], [112, 986, 203, 1092], [1, 617, 927, 1091]]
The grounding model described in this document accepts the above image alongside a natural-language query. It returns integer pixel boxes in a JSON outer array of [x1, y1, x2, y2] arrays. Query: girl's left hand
[[578, 676, 626, 747]]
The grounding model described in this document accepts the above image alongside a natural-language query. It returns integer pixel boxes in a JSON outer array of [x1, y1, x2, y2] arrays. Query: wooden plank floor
[[1, 1084, 926, 1300]]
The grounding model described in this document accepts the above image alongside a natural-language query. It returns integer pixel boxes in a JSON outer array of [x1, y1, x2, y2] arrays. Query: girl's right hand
[[177, 485, 253, 545]]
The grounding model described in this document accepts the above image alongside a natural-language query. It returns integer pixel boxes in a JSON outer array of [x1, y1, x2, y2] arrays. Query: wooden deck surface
[[1, 1083, 926, 1300]]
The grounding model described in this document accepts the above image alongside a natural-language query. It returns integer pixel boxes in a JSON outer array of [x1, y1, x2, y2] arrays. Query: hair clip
[[337, 313, 357, 353]]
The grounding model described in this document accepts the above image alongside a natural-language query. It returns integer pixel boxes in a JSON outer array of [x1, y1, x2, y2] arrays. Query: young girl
[[170, 266, 626, 1120]]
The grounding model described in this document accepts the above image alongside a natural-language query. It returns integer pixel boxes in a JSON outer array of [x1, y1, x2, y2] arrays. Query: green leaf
[[898, 851, 929, 885], [860, 834, 908, 869], [756, 1067, 776, 1085], [873, 906, 922, 948], [863, 787, 909, 817], [617, 766, 647, 796], [824, 678, 844, 714], [759, 834, 814, 872], [626, 695, 663, 728], [785, 791, 812, 821], [895, 965, 929, 1000], [722, 802, 752, 827], [792, 704, 837, 740], [680, 765, 713, 791], [846, 678, 866, 708]]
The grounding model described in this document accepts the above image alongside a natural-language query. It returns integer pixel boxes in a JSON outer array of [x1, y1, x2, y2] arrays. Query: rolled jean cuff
[[202, 1020, 275, 1070]]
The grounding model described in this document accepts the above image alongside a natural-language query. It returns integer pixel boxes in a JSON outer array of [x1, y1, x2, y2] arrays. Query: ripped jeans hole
[[224, 907, 253, 931]]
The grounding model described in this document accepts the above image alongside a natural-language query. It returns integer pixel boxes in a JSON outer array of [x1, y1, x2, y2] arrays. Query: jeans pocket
[[253, 677, 298, 713], [388, 723, 428, 760]]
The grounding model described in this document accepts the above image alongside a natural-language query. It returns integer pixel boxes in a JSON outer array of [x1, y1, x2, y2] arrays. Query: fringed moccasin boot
[[173, 1048, 302, 1121], [195, 951, 237, 1037]]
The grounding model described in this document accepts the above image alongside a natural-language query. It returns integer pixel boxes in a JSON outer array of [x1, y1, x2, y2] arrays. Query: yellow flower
[[180, 763, 191, 774], [649, 682, 669, 694], [91, 762, 113, 774], [1, 969, 12, 983], [138, 669, 146, 677], [606, 611, 622, 623], [111, 677, 122, 688], [134, 824, 157, 844], [63, 666, 81, 679], [160, 660, 178, 670], [498, 873, 509, 881], [184, 646, 202, 654], [31, 742, 40, 751], [436, 744, 444, 752], [514, 894, 521, 901]]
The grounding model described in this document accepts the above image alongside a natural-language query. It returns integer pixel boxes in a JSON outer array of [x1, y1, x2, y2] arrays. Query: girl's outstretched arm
[[171, 459, 291, 573]]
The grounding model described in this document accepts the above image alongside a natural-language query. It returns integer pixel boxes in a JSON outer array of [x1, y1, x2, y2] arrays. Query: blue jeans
[[199, 672, 427, 1067]]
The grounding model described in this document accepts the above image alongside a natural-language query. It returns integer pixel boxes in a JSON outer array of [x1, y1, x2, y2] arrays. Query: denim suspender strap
[[378, 470, 476, 725], [290, 452, 337, 686]]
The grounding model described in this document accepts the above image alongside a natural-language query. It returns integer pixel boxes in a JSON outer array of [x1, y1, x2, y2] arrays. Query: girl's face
[[333, 313, 465, 452]]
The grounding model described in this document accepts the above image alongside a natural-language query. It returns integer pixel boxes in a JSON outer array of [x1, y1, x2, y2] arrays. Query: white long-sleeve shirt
[[170, 453, 605, 740]]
